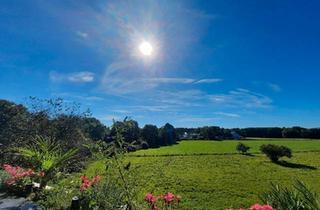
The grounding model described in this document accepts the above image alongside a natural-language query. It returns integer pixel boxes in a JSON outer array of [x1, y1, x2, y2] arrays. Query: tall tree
[[141, 124, 159, 148]]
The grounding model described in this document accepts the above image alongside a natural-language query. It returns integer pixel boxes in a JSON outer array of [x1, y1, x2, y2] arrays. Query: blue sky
[[1, 0, 320, 128]]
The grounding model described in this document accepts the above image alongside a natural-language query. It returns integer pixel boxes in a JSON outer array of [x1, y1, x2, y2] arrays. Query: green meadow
[[131, 139, 320, 156], [83, 139, 320, 210]]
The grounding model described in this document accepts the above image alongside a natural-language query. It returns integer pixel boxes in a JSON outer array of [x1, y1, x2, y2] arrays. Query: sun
[[139, 41, 153, 56]]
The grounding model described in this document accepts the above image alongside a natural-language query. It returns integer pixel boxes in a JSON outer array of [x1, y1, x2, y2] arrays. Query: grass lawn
[[131, 139, 320, 156], [83, 139, 320, 210]]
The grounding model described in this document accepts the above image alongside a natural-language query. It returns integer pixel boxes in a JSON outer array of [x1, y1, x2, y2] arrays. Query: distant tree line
[[0, 98, 178, 155], [176, 126, 320, 139], [1, 98, 319, 161]]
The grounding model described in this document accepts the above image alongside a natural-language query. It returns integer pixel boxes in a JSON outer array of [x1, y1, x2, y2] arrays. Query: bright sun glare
[[139, 41, 153, 56]]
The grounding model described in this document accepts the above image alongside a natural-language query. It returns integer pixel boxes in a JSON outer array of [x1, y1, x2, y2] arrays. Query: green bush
[[260, 144, 292, 162], [16, 135, 78, 189], [260, 180, 320, 210], [236, 142, 250, 154]]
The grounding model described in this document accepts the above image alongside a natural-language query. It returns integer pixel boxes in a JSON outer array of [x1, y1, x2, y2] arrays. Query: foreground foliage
[[260, 180, 320, 210], [15, 136, 78, 188]]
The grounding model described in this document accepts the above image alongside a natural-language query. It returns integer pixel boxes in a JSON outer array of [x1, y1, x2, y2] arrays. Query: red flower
[[3, 164, 35, 185], [145, 193, 154, 202], [92, 175, 101, 184], [163, 192, 175, 203], [80, 175, 102, 191], [261, 205, 274, 210], [250, 204, 262, 210]]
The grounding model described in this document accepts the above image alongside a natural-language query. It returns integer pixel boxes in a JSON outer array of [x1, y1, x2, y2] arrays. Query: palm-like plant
[[260, 180, 320, 210], [16, 136, 78, 188]]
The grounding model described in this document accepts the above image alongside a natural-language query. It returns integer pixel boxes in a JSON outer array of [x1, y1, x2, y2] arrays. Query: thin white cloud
[[101, 62, 222, 95], [252, 81, 282, 93], [177, 117, 219, 122], [214, 112, 240, 118], [50, 71, 95, 83], [112, 109, 132, 114], [194, 78, 223, 84], [210, 88, 272, 108]]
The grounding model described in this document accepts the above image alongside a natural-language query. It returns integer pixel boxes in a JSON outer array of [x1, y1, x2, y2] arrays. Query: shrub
[[260, 180, 320, 210], [15, 135, 78, 189], [236, 142, 250, 154], [260, 144, 292, 162]]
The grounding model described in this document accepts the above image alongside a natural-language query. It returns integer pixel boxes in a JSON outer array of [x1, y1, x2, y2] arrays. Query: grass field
[[84, 139, 320, 210], [131, 139, 320, 156]]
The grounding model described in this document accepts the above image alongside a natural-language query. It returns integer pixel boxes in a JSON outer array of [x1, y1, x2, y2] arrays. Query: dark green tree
[[110, 118, 140, 143], [0, 99, 29, 146], [141, 124, 159, 148], [159, 123, 177, 145]]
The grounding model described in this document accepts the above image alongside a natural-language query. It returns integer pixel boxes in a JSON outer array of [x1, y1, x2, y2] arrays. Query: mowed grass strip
[[131, 139, 320, 156]]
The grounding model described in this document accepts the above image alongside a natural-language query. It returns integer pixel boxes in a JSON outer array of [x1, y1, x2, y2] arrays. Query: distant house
[[180, 132, 203, 140]]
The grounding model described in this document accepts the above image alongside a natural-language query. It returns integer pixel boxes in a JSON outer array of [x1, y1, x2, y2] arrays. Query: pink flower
[[163, 192, 175, 203], [145, 193, 155, 203], [92, 175, 101, 184], [3, 164, 35, 185], [261, 205, 274, 210], [80, 175, 91, 191], [250, 204, 262, 210]]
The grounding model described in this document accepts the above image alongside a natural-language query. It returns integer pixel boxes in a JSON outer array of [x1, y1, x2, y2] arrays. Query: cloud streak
[[210, 88, 273, 108], [50, 71, 95, 83], [214, 112, 240, 118]]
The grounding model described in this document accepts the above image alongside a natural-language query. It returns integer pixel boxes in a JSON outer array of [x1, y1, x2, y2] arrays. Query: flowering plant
[[1, 164, 45, 196], [144, 192, 181, 210], [80, 175, 101, 191], [78, 175, 102, 209], [226, 203, 274, 210], [2, 164, 45, 186]]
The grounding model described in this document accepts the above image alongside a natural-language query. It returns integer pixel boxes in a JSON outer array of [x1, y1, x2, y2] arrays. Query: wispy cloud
[[210, 88, 273, 108], [112, 109, 132, 114], [50, 71, 95, 83], [177, 116, 219, 123], [214, 112, 240, 118], [101, 62, 222, 95], [194, 78, 223, 84]]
